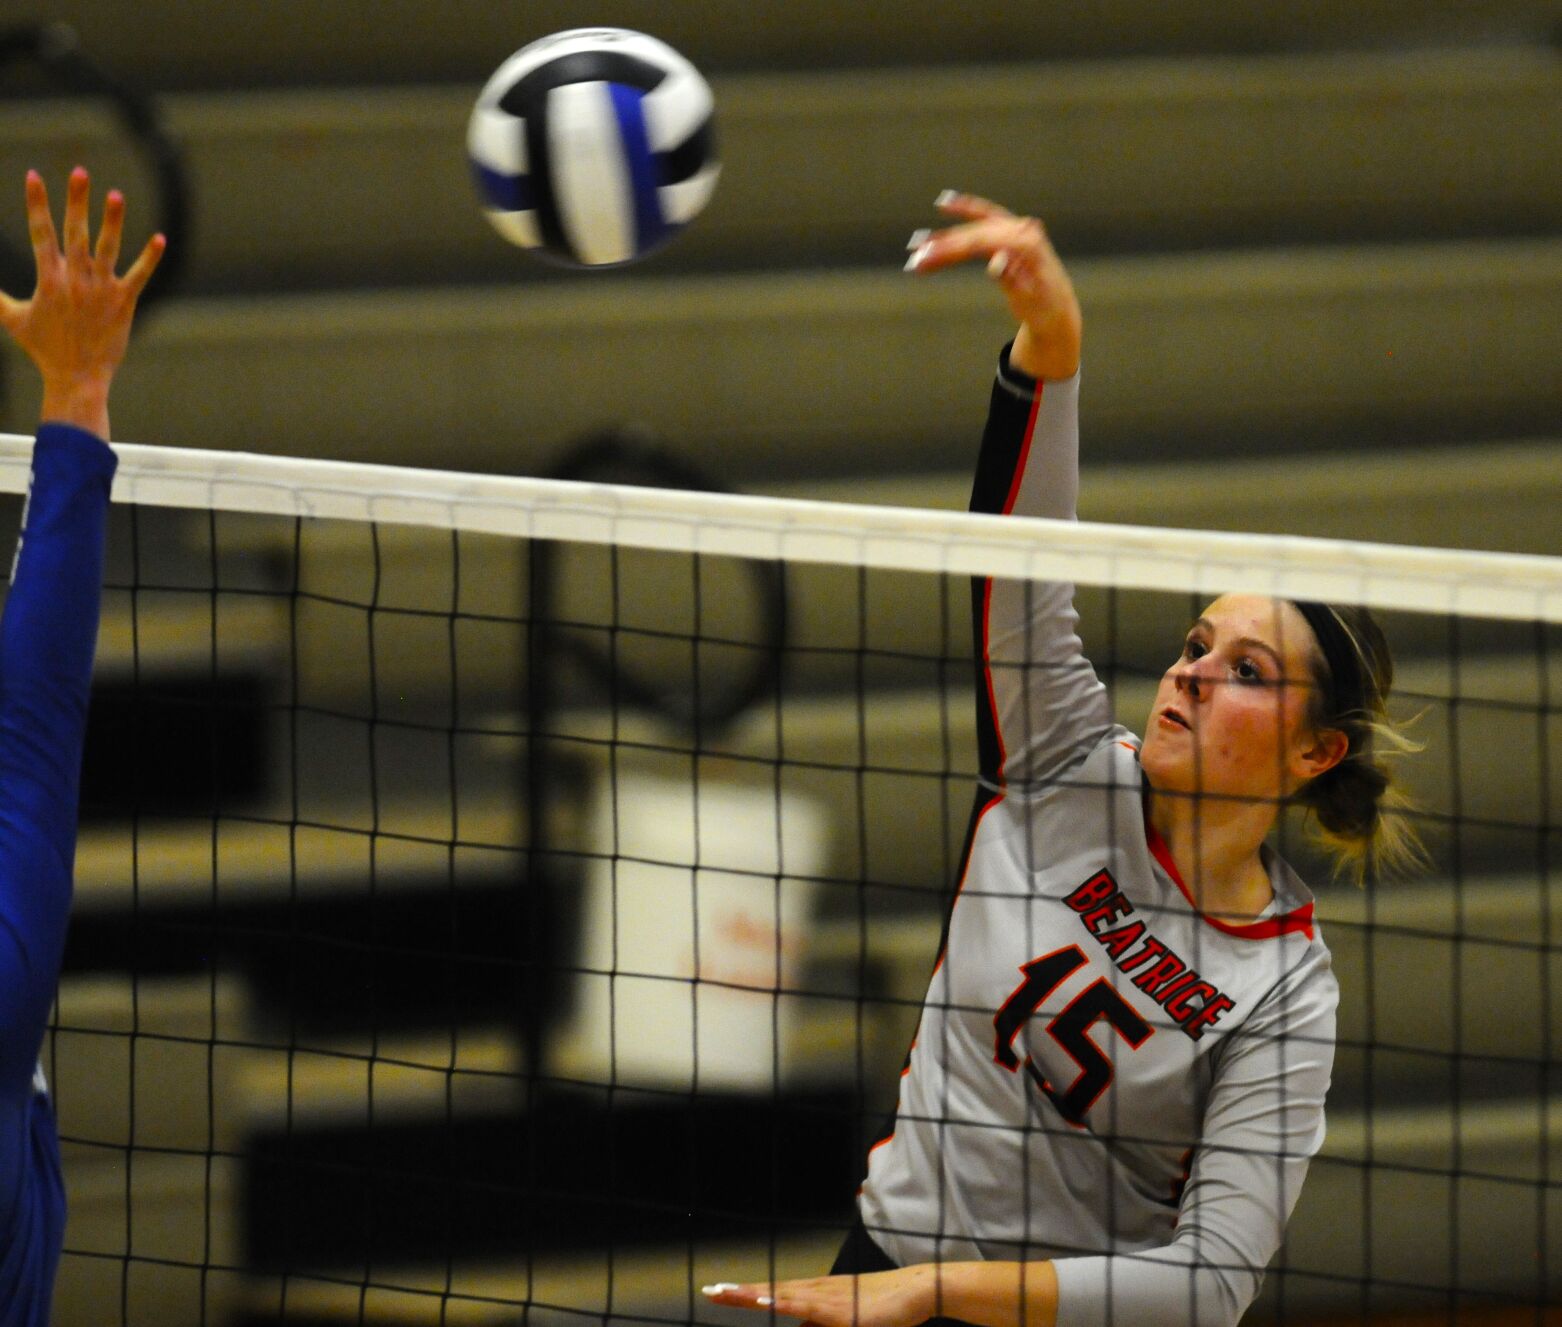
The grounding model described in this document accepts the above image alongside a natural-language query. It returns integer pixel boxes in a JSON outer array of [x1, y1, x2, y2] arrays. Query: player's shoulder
[[1256, 853, 1342, 1017], [1073, 725, 1142, 774], [1069, 726, 1147, 797], [999, 726, 1142, 824]]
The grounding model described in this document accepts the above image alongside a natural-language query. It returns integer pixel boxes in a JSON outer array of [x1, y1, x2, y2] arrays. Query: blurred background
[[0, 3, 1559, 1325]]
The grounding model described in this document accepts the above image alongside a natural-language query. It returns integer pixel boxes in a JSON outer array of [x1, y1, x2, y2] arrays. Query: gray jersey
[[856, 350, 1339, 1327]]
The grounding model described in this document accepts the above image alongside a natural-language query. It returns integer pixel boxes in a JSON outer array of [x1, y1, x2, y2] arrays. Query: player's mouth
[[1158, 706, 1191, 730]]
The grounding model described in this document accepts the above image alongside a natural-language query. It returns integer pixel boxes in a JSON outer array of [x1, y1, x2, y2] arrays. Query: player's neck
[[1145, 788, 1275, 923]]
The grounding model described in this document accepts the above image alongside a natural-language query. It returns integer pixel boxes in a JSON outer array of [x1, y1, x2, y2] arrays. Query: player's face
[[1140, 594, 1340, 807]]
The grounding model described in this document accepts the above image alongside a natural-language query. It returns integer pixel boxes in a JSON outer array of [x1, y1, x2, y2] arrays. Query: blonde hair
[[1290, 603, 1426, 883]]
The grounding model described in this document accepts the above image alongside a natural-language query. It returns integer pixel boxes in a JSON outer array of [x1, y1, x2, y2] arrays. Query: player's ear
[[1294, 726, 1348, 783]]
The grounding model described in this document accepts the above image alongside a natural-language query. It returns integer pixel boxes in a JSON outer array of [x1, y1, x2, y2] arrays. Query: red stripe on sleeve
[[1000, 382, 1046, 517]]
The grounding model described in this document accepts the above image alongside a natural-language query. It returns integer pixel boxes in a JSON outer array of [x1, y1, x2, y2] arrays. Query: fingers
[[903, 189, 1050, 277], [907, 214, 1046, 277], [16, 169, 161, 290], [95, 188, 126, 275], [900, 188, 1081, 376], [120, 232, 167, 301], [984, 237, 1049, 293], [703, 1282, 777, 1309], [935, 189, 1013, 223], [702, 1278, 850, 1326], [62, 165, 91, 264], [24, 170, 59, 273]]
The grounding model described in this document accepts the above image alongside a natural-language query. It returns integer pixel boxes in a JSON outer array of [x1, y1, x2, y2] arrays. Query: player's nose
[[1173, 657, 1212, 701]]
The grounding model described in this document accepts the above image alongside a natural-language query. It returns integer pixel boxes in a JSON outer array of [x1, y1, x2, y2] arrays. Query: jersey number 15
[[993, 945, 1153, 1126]]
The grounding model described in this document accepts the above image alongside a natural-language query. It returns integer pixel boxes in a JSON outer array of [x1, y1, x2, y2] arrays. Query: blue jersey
[[0, 425, 116, 1327]]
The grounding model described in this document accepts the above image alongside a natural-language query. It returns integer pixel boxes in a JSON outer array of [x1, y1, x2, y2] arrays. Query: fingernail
[[757, 1298, 775, 1307], [935, 189, 960, 206], [903, 243, 931, 272], [905, 228, 930, 251], [702, 1284, 740, 1296], [987, 251, 1009, 278]]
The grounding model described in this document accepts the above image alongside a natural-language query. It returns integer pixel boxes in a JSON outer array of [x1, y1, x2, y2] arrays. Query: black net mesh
[[28, 496, 1559, 1326]]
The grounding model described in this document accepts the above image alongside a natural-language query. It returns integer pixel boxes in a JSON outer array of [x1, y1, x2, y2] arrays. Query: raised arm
[[915, 195, 1110, 787], [0, 168, 162, 1092]]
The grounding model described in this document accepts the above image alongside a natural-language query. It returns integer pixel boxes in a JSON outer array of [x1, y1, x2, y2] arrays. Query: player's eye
[[1234, 658, 1263, 683], [1182, 637, 1206, 661]]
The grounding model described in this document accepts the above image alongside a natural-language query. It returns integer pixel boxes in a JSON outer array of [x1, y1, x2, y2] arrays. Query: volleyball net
[[5, 433, 1556, 1326]]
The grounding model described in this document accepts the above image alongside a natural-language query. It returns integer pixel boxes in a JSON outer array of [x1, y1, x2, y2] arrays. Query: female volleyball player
[[0, 167, 163, 1326], [706, 194, 1418, 1327]]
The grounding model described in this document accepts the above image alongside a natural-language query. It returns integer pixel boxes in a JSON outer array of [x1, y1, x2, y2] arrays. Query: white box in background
[[554, 773, 830, 1093]]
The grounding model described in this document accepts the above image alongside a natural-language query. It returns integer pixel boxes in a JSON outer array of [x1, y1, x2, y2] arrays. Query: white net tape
[[3, 433, 1559, 622]]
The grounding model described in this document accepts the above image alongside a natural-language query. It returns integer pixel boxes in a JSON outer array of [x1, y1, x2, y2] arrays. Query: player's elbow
[[1058, 1232, 1265, 1327], [1167, 1230, 1266, 1327]]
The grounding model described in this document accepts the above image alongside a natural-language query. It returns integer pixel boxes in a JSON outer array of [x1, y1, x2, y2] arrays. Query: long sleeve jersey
[[0, 425, 117, 1327], [856, 349, 1338, 1327]]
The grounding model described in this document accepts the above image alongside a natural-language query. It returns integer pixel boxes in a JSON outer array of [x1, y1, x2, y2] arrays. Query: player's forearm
[[926, 1259, 1060, 1327], [978, 346, 1080, 524], [0, 428, 116, 770]]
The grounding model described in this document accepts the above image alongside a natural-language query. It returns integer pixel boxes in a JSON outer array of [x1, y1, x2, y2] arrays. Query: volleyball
[[467, 28, 720, 267]]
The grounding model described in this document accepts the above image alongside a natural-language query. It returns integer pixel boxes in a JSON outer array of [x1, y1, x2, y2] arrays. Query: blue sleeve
[[0, 424, 116, 1100]]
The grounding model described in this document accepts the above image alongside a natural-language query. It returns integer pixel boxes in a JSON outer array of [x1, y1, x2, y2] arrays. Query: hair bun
[[1311, 757, 1389, 842]]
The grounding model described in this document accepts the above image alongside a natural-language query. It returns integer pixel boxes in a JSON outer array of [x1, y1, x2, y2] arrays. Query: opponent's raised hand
[[905, 191, 1080, 382], [0, 167, 165, 437]]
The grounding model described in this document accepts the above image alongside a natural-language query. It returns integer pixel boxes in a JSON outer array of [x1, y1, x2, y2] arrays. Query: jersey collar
[[1143, 815, 1317, 942]]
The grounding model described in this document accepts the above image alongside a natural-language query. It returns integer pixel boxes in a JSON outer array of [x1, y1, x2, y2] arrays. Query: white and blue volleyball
[[467, 28, 720, 267]]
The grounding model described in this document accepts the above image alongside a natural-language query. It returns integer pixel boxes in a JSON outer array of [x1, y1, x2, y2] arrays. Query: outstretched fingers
[[120, 231, 167, 301], [4, 168, 167, 432], [19, 167, 164, 301], [62, 165, 91, 265], [702, 1272, 922, 1327], [23, 170, 59, 278], [704, 1280, 794, 1316], [94, 188, 126, 276]]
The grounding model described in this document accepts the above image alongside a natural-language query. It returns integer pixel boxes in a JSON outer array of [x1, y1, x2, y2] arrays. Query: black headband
[[1291, 600, 1369, 722]]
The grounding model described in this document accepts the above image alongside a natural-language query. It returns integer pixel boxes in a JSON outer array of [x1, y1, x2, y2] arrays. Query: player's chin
[[1138, 736, 1185, 790], [1140, 747, 1219, 801]]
